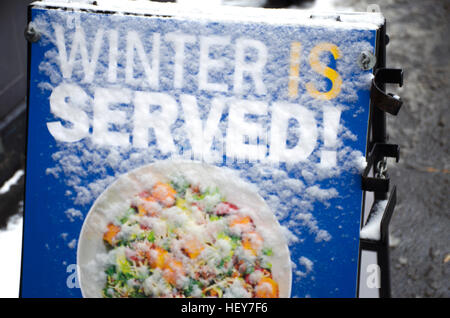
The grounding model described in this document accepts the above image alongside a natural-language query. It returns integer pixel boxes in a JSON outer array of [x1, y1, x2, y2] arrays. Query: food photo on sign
[[9, 0, 399, 298]]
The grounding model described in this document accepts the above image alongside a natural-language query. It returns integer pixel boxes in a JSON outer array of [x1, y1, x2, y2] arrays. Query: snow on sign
[[22, 1, 383, 298]]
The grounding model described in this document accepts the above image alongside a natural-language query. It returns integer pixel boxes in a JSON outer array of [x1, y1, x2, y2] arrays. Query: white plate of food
[[77, 160, 292, 298]]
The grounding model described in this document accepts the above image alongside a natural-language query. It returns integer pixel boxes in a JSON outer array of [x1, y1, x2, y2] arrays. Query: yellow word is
[[289, 42, 342, 100]]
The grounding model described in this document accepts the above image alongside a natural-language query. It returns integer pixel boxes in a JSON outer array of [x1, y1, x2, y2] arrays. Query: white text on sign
[[47, 24, 344, 166]]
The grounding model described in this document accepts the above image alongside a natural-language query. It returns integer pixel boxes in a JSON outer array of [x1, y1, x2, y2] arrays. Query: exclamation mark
[[320, 106, 341, 168], [288, 42, 302, 98]]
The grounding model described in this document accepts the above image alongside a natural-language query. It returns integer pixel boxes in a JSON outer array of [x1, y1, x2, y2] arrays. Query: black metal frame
[[357, 21, 403, 298], [18, 3, 32, 300]]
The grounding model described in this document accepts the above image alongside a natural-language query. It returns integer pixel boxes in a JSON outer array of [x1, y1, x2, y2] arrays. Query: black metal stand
[[358, 21, 404, 298], [360, 186, 397, 298]]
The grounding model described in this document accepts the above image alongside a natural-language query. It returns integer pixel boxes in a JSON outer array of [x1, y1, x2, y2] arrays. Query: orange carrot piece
[[151, 182, 176, 206], [255, 277, 279, 298], [163, 258, 184, 285], [103, 223, 121, 245], [183, 238, 204, 259], [147, 247, 168, 269], [137, 205, 147, 216], [230, 215, 252, 228], [242, 231, 264, 255]]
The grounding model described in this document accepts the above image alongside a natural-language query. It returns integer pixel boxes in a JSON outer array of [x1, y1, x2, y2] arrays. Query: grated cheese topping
[[100, 175, 280, 298]]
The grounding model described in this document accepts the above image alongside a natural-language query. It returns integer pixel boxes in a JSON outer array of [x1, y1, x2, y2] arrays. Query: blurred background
[[0, 0, 448, 298]]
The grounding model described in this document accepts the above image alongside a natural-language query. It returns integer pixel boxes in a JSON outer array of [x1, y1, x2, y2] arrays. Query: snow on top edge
[[32, 0, 384, 30]]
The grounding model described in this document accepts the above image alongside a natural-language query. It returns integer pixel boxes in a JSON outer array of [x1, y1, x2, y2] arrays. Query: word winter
[[52, 24, 342, 98]]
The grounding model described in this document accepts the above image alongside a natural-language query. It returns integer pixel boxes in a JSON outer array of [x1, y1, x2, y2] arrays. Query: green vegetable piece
[[218, 255, 231, 268], [230, 235, 241, 244], [120, 207, 137, 224], [102, 287, 113, 298], [245, 265, 255, 275], [263, 262, 272, 270], [193, 193, 205, 201], [119, 216, 128, 224], [184, 278, 203, 296], [115, 240, 129, 247], [147, 231, 155, 243], [117, 271, 133, 283], [262, 248, 273, 256], [105, 265, 116, 277], [217, 232, 230, 240], [209, 215, 222, 221], [117, 253, 132, 275], [170, 177, 190, 195]]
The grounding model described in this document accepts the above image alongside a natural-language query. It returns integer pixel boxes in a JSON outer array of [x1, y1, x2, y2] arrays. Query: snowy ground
[[0, 170, 23, 297], [0, 215, 22, 298], [0, 0, 448, 298]]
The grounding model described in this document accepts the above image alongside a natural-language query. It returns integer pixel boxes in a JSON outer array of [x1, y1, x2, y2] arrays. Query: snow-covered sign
[[22, 1, 384, 298]]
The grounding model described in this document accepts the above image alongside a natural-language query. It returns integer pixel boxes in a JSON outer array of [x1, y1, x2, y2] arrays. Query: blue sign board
[[22, 2, 381, 298]]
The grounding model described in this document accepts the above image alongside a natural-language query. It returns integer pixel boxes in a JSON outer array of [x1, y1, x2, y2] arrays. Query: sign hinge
[[361, 143, 400, 192]]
